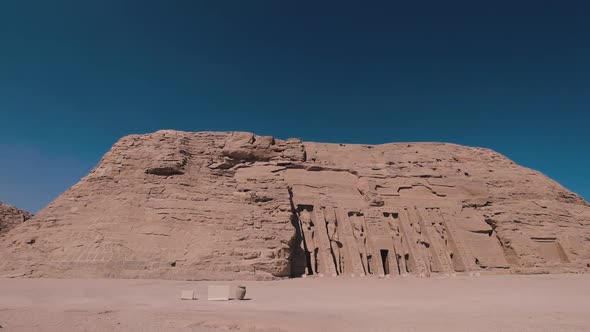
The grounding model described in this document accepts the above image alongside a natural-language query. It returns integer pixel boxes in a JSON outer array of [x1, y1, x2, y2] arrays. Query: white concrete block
[[181, 290, 196, 300], [208, 285, 230, 301]]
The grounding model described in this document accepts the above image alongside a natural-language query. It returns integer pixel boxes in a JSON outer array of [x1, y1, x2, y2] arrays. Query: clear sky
[[1, 1, 589, 213]]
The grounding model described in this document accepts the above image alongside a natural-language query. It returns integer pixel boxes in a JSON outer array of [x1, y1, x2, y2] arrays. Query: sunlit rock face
[[0, 202, 32, 236], [1, 130, 588, 280]]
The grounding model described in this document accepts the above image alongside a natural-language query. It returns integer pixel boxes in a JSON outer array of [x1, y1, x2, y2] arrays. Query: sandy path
[[0, 274, 589, 331]]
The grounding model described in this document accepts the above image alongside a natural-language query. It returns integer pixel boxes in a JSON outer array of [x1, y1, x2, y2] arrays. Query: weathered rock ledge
[[0, 202, 32, 236], [1, 131, 588, 280]]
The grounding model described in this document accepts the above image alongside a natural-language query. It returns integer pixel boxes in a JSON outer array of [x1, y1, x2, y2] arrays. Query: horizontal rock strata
[[0, 131, 588, 280]]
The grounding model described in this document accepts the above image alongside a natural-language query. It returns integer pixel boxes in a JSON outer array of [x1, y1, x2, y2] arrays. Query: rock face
[[0, 202, 32, 236], [1, 131, 589, 280]]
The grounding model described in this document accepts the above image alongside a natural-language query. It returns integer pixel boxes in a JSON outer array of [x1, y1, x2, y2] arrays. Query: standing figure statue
[[388, 216, 409, 275], [350, 212, 370, 275], [299, 207, 318, 275], [325, 208, 343, 275], [409, 214, 431, 276]]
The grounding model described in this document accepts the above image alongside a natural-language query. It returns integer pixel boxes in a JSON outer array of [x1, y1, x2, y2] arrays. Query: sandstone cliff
[[0, 202, 32, 236], [0, 131, 588, 280]]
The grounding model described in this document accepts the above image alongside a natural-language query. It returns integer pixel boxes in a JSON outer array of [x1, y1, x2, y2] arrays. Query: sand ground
[[0, 274, 588, 332]]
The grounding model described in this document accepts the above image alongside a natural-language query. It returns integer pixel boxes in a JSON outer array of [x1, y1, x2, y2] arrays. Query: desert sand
[[0, 274, 589, 331]]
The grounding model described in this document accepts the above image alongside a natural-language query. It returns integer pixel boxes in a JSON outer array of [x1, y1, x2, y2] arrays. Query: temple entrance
[[380, 249, 390, 275]]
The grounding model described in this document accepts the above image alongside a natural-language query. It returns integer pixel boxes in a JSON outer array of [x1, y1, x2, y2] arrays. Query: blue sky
[[1, 1, 589, 212]]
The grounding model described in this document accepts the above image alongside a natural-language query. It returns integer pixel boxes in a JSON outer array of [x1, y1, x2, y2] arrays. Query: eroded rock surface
[[0, 131, 588, 280], [0, 202, 32, 235]]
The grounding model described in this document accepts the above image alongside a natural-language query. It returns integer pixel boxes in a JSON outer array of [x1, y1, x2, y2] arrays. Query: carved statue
[[432, 219, 456, 269], [325, 208, 343, 275], [388, 216, 409, 275], [299, 207, 318, 275], [350, 212, 370, 275]]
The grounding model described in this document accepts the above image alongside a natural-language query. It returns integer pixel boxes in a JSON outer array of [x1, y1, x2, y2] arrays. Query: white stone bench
[[207, 285, 231, 301]]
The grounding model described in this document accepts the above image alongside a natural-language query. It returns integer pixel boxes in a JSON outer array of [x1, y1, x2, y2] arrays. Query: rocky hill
[[0, 131, 588, 280], [0, 202, 32, 235]]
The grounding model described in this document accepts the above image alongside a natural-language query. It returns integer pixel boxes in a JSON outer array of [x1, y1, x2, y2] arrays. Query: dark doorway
[[313, 248, 319, 274], [380, 250, 390, 275], [305, 251, 313, 275], [359, 253, 367, 275]]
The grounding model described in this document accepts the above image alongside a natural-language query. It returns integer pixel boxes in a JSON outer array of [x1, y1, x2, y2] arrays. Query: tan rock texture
[[0, 202, 32, 236], [1, 130, 589, 280]]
